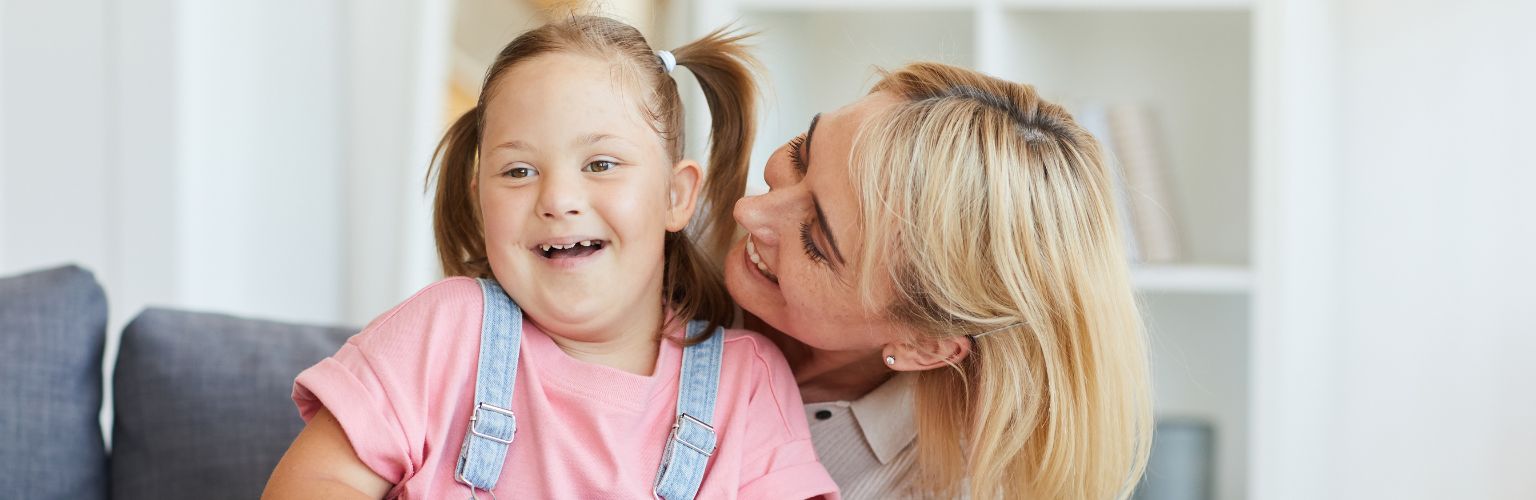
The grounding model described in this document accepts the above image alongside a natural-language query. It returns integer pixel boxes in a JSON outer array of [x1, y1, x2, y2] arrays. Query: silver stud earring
[[884, 355, 897, 366]]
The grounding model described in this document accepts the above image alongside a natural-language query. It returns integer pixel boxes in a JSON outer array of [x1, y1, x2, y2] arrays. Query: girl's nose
[[537, 173, 584, 219]]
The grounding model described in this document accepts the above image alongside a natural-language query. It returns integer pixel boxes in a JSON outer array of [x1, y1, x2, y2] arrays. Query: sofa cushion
[[0, 265, 109, 499], [111, 308, 353, 500]]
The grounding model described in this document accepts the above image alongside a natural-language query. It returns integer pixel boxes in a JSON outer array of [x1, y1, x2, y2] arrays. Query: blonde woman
[[719, 62, 1153, 499]]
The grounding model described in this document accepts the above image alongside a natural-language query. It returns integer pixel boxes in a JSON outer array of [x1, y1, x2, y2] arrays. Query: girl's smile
[[531, 237, 608, 269]]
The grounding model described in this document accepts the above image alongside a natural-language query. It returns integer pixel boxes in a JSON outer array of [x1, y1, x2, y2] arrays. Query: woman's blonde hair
[[851, 62, 1153, 499], [427, 15, 757, 339]]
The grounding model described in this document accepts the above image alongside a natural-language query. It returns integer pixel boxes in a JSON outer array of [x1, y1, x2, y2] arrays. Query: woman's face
[[723, 92, 916, 352]]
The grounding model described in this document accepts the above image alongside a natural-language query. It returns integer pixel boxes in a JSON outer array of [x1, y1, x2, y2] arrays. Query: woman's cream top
[[803, 373, 919, 499]]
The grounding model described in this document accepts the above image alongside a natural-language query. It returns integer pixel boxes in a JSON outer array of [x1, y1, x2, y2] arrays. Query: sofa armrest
[[0, 265, 109, 499]]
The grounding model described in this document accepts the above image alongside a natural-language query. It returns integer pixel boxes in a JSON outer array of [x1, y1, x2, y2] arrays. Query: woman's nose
[[733, 191, 785, 246], [737, 143, 809, 246]]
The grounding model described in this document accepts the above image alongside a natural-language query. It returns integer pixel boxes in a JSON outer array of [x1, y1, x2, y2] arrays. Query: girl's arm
[[261, 407, 393, 499]]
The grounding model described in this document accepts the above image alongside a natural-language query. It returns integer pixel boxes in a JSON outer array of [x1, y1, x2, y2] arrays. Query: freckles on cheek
[[783, 282, 827, 322]]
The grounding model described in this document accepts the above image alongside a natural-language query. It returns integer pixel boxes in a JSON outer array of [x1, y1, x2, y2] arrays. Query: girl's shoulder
[[362, 277, 485, 328], [714, 328, 797, 395], [349, 276, 487, 353], [716, 328, 790, 367]]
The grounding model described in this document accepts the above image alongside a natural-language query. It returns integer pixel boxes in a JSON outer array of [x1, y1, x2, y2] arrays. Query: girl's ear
[[666, 159, 703, 232], [882, 336, 972, 372]]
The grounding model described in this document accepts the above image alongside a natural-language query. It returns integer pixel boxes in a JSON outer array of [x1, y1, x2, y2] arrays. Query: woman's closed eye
[[800, 221, 828, 264]]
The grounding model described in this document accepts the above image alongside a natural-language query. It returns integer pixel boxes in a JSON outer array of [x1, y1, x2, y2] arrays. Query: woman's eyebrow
[[812, 194, 846, 265], [800, 113, 846, 265], [802, 113, 820, 167]]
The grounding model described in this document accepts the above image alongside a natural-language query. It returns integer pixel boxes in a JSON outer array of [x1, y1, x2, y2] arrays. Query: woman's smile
[[745, 235, 779, 284]]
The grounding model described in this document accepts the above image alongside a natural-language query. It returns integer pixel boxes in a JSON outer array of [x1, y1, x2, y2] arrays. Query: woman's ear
[[666, 159, 703, 231], [882, 336, 972, 372]]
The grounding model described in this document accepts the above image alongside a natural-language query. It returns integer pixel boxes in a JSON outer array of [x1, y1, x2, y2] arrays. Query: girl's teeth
[[539, 240, 604, 254]]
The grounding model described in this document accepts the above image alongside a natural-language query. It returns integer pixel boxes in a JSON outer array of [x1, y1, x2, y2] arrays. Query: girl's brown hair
[[427, 15, 758, 340]]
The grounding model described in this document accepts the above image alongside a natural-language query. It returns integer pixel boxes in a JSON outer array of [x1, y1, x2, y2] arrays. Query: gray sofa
[[1, 265, 1213, 500], [0, 265, 354, 499]]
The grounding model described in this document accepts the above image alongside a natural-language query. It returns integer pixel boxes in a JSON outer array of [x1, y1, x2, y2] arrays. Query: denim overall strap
[[454, 278, 523, 495], [652, 321, 725, 499]]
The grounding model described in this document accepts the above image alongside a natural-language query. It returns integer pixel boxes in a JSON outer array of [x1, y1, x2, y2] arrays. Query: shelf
[[1132, 264, 1250, 293], [1000, 10, 1252, 264], [734, 9, 974, 195], [735, 0, 1249, 12], [707, 3, 1256, 498], [737, 0, 974, 11], [1002, 0, 1248, 10]]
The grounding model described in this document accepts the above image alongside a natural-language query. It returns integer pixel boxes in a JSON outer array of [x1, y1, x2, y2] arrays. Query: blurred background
[[1, 0, 1532, 499]]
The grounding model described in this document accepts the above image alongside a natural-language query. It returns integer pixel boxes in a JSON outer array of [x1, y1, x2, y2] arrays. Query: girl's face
[[477, 52, 699, 341], [724, 92, 917, 352]]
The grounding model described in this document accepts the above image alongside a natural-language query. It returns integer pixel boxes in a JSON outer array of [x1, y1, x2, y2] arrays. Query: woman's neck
[[744, 314, 894, 404]]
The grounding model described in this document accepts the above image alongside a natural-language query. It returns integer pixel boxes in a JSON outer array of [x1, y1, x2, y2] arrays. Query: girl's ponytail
[[672, 28, 759, 261], [428, 107, 489, 278]]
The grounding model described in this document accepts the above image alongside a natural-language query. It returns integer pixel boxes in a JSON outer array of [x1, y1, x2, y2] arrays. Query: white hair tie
[[656, 50, 676, 74]]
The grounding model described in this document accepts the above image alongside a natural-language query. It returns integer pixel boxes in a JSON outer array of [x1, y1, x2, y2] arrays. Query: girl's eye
[[786, 135, 807, 173], [504, 166, 536, 178], [799, 221, 828, 265], [584, 160, 617, 173]]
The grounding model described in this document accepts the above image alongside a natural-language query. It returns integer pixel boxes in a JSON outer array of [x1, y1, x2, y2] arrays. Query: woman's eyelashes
[[799, 221, 828, 264], [786, 135, 807, 173]]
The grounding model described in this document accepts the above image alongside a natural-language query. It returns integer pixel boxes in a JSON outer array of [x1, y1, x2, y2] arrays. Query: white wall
[[341, 0, 452, 325], [1, 0, 450, 443], [1, 1, 114, 286], [0, 2, 7, 267], [1254, 0, 1536, 498], [1, 0, 449, 326], [175, 1, 348, 325]]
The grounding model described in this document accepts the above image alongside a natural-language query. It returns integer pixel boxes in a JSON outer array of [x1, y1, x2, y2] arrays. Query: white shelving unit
[[688, 1, 1254, 498]]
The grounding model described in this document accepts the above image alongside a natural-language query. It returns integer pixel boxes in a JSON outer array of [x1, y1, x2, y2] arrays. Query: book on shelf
[[1071, 102, 1184, 264], [1073, 102, 1142, 262]]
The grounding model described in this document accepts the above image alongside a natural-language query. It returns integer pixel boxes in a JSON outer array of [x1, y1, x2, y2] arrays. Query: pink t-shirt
[[292, 277, 839, 499]]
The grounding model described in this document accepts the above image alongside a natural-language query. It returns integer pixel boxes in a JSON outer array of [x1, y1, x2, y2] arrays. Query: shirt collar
[[848, 372, 917, 464]]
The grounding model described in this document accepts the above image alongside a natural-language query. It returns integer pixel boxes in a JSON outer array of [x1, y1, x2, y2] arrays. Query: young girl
[[263, 16, 839, 500]]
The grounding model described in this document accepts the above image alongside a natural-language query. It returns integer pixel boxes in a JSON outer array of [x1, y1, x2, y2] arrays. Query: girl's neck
[[744, 314, 894, 404], [539, 301, 665, 376]]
